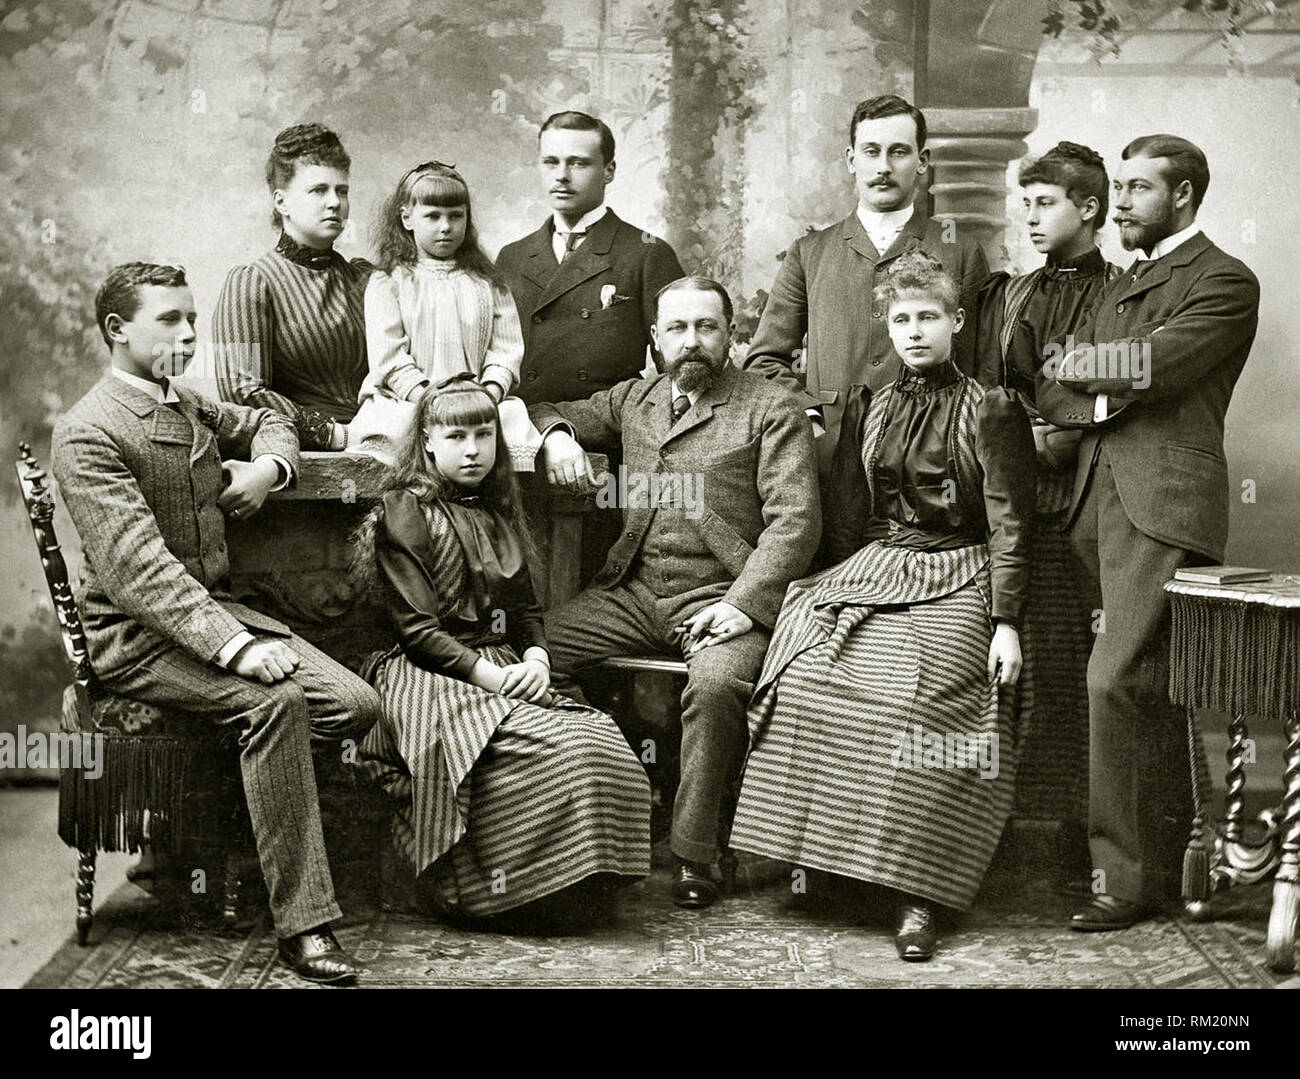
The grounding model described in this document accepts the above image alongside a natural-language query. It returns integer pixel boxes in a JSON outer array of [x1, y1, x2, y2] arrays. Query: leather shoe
[[1069, 893, 1152, 932], [278, 925, 360, 984], [672, 860, 719, 909], [895, 897, 937, 961]]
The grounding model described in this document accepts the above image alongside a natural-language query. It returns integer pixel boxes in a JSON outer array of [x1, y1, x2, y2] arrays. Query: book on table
[[1173, 566, 1272, 586]]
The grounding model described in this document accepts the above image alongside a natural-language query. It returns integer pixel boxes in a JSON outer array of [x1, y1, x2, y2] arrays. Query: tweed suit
[[52, 375, 381, 937], [531, 363, 821, 863]]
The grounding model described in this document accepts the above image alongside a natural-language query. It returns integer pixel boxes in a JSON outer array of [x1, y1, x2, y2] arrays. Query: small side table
[[1165, 575, 1300, 973]]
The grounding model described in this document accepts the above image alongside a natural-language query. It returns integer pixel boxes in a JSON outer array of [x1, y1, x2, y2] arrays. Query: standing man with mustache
[[744, 94, 990, 480], [497, 111, 684, 583], [1036, 135, 1261, 932], [530, 277, 820, 910]]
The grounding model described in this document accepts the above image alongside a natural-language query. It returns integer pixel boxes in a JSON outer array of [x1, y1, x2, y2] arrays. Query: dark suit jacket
[[1036, 232, 1260, 561], [529, 363, 821, 629], [744, 209, 991, 442], [496, 209, 685, 404], [52, 375, 299, 678]]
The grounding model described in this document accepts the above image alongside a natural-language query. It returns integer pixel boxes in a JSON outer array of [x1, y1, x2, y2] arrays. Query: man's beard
[[667, 349, 721, 393], [1118, 199, 1175, 252]]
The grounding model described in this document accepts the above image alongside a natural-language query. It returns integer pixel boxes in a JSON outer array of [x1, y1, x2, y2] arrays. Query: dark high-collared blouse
[[976, 246, 1113, 401], [825, 361, 1038, 625], [374, 488, 547, 679], [213, 232, 374, 450]]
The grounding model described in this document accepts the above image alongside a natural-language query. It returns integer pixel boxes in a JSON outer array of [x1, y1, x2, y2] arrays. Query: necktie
[[159, 380, 184, 414], [560, 229, 585, 262], [1129, 258, 1157, 281], [671, 393, 691, 422]]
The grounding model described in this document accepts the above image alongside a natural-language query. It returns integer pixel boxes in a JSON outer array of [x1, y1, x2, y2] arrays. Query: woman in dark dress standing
[[976, 142, 1118, 876], [213, 123, 372, 451]]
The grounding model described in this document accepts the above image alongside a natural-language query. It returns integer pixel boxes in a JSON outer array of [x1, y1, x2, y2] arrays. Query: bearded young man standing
[[1036, 135, 1261, 932]]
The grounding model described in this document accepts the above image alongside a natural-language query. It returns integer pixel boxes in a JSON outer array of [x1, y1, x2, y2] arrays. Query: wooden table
[[1166, 574, 1300, 972]]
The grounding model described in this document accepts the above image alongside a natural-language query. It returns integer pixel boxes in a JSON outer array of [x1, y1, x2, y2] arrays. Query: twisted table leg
[[1266, 710, 1300, 972]]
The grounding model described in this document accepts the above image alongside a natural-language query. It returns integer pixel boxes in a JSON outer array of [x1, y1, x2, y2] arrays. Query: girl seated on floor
[[351, 373, 651, 925]]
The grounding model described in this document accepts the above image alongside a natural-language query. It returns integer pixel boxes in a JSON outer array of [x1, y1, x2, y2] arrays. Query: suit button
[[578, 369, 589, 381], [526, 371, 538, 382], [625, 531, 635, 539], [1116, 303, 1125, 313], [871, 359, 881, 366], [660, 527, 668, 535], [580, 308, 590, 319], [531, 314, 542, 324], [873, 309, 882, 319]]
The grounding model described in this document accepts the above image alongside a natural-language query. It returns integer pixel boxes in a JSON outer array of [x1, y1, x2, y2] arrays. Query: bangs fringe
[[426, 387, 497, 428], [410, 173, 468, 208]]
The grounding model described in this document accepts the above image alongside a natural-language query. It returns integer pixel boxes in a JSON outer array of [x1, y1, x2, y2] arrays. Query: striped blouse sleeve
[[364, 270, 428, 402], [213, 263, 292, 414], [479, 282, 524, 396]]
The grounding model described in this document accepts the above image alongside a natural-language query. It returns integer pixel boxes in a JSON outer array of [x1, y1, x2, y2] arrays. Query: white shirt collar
[[856, 202, 914, 237], [111, 366, 181, 403], [1144, 222, 1201, 261], [553, 203, 608, 237]]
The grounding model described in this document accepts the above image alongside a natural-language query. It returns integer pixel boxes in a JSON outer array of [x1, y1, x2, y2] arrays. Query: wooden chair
[[15, 443, 251, 944], [540, 459, 739, 889]]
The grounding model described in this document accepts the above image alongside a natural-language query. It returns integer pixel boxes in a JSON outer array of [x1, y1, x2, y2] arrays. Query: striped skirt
[[730, 541, 1020, 911], [358, 644, 652, 916]]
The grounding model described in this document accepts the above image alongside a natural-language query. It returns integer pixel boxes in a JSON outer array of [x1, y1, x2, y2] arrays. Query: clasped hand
[[218, 457, 281, 518], [498, 658, 553, 704]]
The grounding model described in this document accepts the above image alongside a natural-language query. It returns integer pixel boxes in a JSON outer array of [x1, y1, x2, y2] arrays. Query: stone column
[[924, 106, 1039, 265]]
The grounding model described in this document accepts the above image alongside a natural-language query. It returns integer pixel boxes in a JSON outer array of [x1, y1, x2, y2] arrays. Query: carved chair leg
[[76, 847, 96, 946]]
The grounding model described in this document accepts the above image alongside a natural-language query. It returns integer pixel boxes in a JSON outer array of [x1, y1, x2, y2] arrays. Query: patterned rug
[[26, 849, 1291, 988]]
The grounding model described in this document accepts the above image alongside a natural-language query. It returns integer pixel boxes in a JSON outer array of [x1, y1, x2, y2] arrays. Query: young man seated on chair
[[529, 276, 821, 909], [51, 262, 382, 984]]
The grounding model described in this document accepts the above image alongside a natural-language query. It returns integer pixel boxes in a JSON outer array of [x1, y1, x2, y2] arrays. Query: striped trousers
[[103, 633, 381, 938]]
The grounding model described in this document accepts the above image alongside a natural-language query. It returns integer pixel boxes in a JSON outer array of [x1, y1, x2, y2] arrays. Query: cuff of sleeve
[[1092, 393, 1109, 423], [214, 631, 256, 669], [449, 646, 481, 680], [480, 367, 514, 397], [723, 591, 773, 632], [258, 453, 294, 492], [991, 605, 1023, 630], [389, 367, 429, 402], [541, 420, 576, 443]]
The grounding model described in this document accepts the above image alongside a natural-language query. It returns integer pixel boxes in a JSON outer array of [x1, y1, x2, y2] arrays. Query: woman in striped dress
[[213, 123, 371, 451], [730, 252, 1037, 961], [351, 375, 651, 922]]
